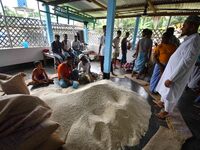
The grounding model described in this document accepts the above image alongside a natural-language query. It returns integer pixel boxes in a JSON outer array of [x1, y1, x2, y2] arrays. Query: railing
[[0, 15, 48, 48], [0, 15, 84, 49], [0, 15, 166, 49], [88, 28, 166, 48], [51, 22, 83, 42]]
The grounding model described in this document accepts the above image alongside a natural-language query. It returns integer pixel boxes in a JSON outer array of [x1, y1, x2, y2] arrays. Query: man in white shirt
[[98, 25, 116, 76], [112, 30, 121, 69], [78, 54, 91, 74], [72, 35, 82, 56], [62, 34, 75, 64], [62, 34, 71, 51], [98, 25, 106, 73], [155, 15, 200, 119]]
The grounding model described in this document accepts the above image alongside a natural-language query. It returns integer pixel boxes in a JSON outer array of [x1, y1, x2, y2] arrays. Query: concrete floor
[[178, 88, 200, 150], [111, 77, 167, 150]]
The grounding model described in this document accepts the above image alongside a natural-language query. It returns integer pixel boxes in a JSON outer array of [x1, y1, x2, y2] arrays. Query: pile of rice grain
[[33, 80, 151, 150]]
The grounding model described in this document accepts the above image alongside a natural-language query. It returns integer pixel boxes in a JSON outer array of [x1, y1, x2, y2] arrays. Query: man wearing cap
[[78, 54, 91, 74], [154, 15, 200, 119]]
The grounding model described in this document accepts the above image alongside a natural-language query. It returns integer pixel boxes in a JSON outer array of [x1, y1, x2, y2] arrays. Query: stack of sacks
[[0, 94, 65, 150], [0, 73, 30, 95], [0, 73, 12, 80]]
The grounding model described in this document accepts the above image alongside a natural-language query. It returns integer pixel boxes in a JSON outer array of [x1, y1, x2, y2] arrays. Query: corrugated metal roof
[[67, 1, 100, 10], [37, 0, 200, 18]]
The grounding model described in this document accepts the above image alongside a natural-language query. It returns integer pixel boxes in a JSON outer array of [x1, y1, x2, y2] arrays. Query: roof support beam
[[82, 0, 200, 12], [44, 0, 84, 6], [87, 0, 107, 10], [96, 11, 200, 19], [147, 0, 156, 13], [103, 0, 116, 79], [82, 3, 145, 12]]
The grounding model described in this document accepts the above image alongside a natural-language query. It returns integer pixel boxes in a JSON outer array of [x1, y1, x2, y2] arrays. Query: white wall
[[0, 47, 50, 67], [0, 46, 135, 68]]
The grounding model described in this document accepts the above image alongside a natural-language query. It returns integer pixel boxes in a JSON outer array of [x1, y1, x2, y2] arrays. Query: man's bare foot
[[155, 111, 169, 119], [153, 100, 164, 108]]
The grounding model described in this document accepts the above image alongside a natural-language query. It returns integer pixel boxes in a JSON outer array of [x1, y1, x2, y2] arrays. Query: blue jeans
[[63, 51, 77, 65], [53, 53, 65, 64], [73, 49, 82, 56], [63, 51, 76, 59], [59, 79, 70, 88], [149, 63, 166, 93], [59, 69, 79, 88]]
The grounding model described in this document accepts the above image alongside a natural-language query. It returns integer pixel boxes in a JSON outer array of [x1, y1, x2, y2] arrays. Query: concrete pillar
[[132, 17, 140, 50], [84, 22, 88, 44], [44, 4, 54, 44], [103, 0, 116, 79]]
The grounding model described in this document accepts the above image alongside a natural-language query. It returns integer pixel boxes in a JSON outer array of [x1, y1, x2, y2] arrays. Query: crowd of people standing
[[98, 15, 200, 119]]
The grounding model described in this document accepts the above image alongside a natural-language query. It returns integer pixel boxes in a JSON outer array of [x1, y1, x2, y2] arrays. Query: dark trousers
[[121, 52, 127, 65], [99, 56, 113, 73]]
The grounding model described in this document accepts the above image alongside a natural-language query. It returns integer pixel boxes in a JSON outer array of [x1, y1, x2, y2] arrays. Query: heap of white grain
[[32, 80, 151, 150]]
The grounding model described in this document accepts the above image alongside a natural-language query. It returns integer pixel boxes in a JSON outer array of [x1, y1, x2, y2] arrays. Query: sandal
[[155, 111, 169, 120], [153, 100, 164, 108]]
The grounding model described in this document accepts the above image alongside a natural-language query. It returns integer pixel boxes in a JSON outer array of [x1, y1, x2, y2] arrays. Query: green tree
[[4, 6, 16, 16], [170, 16, 187, 26], [139, 17, 153, 29]]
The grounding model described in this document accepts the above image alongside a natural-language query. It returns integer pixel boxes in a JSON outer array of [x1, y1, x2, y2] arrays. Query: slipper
[[153, 100, 164, 108], [155, 111, 169, 120], [194, 104, 200, 109], [153, 104, 163, 109]]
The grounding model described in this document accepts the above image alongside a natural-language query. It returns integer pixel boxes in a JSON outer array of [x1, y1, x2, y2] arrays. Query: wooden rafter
[[41, 0, 84, 5], [87, 0, 107, 10], [82, 0, 200, 12], [96, 11, 200, 19], [82, 3, 145, 12], [116, 8, 200, 14], [153, 0, 200, 5], [147, 0, 156, 13], [86, 0, 122, 18]]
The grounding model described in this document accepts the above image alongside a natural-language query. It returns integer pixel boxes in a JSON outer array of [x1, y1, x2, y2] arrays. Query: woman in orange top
[[150, 32, 177, 93]]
